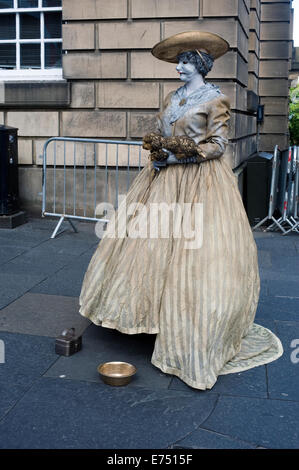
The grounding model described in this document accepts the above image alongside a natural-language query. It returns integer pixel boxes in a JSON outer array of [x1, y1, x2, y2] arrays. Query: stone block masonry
[[0, 0, 292, 213], [259, 0, 292, 151]]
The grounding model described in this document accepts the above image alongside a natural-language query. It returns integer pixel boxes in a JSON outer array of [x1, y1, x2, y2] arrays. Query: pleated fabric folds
[[79, 157, 283, 390]]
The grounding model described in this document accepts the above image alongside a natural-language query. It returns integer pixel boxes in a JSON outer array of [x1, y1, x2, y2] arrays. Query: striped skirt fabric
[[79, 158, 283, 390]]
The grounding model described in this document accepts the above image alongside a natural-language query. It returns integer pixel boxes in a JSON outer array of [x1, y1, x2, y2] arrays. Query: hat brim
[[151, 31, 230, 63]]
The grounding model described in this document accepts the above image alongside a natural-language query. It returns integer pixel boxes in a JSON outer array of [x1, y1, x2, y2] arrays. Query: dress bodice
[[157, 84, 231, 160]]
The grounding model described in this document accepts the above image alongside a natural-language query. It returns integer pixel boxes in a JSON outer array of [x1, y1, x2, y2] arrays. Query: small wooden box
[[55, 328, 82, 356]]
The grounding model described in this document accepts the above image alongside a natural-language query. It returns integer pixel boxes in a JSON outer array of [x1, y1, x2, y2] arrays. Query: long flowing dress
[[79, 83, 283, 390]]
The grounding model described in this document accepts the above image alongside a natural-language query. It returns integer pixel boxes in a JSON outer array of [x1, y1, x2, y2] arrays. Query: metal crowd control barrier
[[41, 137, 143, 238], [283, 146, 299, 234], [252, 145, 299, 234], [252, 146, 284, 231]]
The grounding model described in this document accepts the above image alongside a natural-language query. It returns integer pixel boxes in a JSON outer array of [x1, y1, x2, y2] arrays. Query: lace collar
[[164, 82, 221, 125]]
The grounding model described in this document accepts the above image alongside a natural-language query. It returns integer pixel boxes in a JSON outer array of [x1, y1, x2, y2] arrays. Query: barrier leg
[[252, 216, 269, 231], [265, 216, 287, 233], [50, 216, 78, 239], [67, 218, 78, 234], [51, 216, 66, 239], [283, 218, 299, 235]]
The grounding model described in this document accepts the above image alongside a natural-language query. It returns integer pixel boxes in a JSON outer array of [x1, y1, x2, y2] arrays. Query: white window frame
[[0, 0, 63, 80]]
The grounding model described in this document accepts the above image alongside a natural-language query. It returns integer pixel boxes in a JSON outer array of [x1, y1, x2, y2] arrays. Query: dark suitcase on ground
[[55, 328, 82, 356]]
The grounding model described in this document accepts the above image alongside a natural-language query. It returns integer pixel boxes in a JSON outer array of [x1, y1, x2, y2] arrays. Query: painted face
[[176, 59, 198, 82]]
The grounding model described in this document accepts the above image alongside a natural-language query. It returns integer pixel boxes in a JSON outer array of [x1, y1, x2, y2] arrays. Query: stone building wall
[[0, 0, 294, 214], [290, 46, 299, 86], [259, 0, 292, 151], [61, 0, 253, 169]]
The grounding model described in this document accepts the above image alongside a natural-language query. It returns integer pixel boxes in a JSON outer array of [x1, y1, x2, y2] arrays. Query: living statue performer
[[79, 32, 283, 390]]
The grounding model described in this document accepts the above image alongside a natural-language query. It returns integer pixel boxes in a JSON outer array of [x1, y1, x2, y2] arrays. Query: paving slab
[[1, 245, 76, 276], [0, 219, 297, 450], [0, 245, 27, 266], [255, 296, 299, 322], [0, 261, 62, 277], [0, 376, 33, 422], [267, 279, 299, 298], [0, 272, 47, 310], [64, 247, 96, 271], [0, 376, 218, 449], [55, 230, 99, 244], [80, 322, 158, 358], [258, 280, 269, 297], [0, 230, 50, 248], [257, 250, 272, 269], [0, 293, 90, 338], [173, 428, 256, 449], [253, 231, 276, 239], [30, 266, 86, 296], [0, 287, 24, 312], [44, 347, 172, 390], [267, 321, 299, 401], [258, 269, 299, 283], [37, 236, 98, 256], [269, 255, 299, 276], [170, 366, 267, 399], [45, 324, 172, 389], [0, 331, 59, 420], [254, 237, 298, 254], [201, 395, 299, 449], [0, 331, 58, 381], [252, 317, 278, 333]]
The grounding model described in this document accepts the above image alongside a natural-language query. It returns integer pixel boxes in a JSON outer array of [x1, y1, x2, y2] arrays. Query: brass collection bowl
[[97, 361, 137, 386]]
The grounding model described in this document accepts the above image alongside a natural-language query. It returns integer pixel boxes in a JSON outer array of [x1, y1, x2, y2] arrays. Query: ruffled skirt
[[79, 158, 283, 390]]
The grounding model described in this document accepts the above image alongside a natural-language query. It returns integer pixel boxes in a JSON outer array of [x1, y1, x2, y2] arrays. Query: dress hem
[[79, 309, 159, 335], [151, 329, 284, 390], [150, 358, 216, 390], [219, 331, 284, 376]]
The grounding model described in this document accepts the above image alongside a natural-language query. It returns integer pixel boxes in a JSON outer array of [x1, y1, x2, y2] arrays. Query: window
[[0, 0, 62, 80]]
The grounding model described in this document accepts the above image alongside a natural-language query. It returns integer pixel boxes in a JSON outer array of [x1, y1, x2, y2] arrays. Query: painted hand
[[153, 160, 167, 171], [166, 150, 197, 165], [165, 152, 180, 164]]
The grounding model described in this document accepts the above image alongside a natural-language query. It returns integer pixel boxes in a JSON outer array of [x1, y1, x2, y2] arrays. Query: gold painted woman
[[79, 32, 283, 390]]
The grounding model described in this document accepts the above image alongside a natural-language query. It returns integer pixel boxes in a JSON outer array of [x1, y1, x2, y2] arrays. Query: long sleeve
[[156, 91, 175, 135], [196, 95, 231, 161]]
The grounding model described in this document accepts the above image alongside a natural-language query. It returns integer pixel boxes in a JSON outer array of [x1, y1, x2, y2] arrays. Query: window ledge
[[0, 80, 70, 108]]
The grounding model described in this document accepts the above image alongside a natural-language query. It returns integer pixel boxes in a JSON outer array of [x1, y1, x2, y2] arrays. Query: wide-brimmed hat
[[151, 31, 229, 63]]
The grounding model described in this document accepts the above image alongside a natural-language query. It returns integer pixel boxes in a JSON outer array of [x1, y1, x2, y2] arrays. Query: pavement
[[0, 215, 298, 450]]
